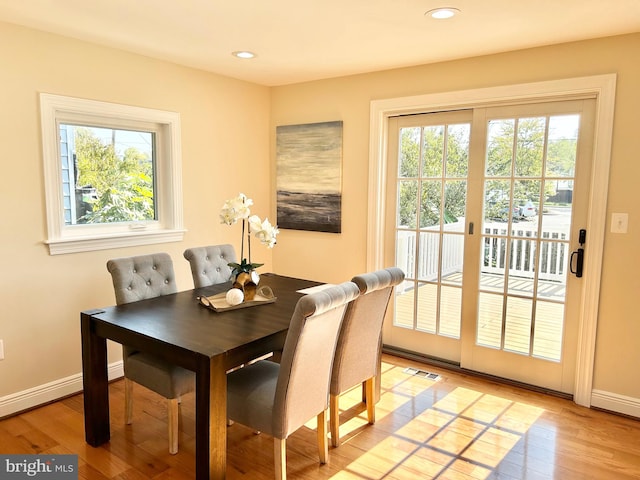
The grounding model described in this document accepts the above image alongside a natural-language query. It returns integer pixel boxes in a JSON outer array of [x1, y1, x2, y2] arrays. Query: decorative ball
[[225, 288, 244, 306]]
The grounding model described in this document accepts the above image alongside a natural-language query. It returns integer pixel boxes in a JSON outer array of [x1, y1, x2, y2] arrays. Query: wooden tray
[[198, 290, 276, 312]]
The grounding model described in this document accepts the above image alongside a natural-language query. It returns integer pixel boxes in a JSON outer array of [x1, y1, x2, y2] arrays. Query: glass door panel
[[386, 110, 472, 362], [385, 99, 594, 394], [463, 99, 594, 393]]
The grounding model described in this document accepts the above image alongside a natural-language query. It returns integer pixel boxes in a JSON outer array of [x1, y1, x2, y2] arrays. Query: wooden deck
[[394, 272, 565, 361]]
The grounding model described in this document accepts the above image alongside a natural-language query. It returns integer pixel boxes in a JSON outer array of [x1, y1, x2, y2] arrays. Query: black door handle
[[570, 248, 584, 278]]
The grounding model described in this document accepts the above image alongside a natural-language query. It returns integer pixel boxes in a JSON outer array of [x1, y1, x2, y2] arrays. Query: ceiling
[[1, 0, 639, 86]]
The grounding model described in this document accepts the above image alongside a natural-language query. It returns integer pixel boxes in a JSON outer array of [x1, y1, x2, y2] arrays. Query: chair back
[[331, 267, 405, 395], [107, 253, 177, 305], [183, 244, 237, 288], [273, 282, 360, 439]]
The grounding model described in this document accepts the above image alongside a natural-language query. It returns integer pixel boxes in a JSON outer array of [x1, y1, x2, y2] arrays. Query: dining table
[[80, 273, 323, 480]]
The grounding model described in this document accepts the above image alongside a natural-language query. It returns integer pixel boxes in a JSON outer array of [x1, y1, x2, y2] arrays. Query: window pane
[[446, 124, 470, 177], [394, 280, 415, 329], [418, 232, 439, 282], [532, 301, 564, 361], [508, 236, 536, 298], [439, 285, 461, 338], [398, 180, 418, 228], [480, 235, 506, 293], [537, 240, 567, 302], [515, 117, 545, 177], [504, 297, 532, 355], [422, 125, 444, 178], [477, 292, 503, 348], [546, 115, 579, 177], [484, 179, 512, 224], [399, 127, 420, 178], [486, 119, 514, 177], [61, 124, 155, 225], [444, 180, 466, 232], [396, 231, 416, 279], [441, 233, 464, 285], [420, 180, 441, 229], [416, 282, 437, 333]]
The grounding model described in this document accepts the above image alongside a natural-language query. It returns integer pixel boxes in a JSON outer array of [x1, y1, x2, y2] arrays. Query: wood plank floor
[[1, 354, 639, 479]]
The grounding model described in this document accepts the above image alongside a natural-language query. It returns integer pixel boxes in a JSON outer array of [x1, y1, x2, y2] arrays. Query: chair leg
[[168, 398, 179, 455], [317, 409, 328, 464], [274, 438, 287, 480], [124, 377, 134, 425], [329, 394, 340, 447], [365, 377, 376, 424]]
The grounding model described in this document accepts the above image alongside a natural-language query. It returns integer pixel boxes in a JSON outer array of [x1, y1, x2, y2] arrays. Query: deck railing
[[397, 221, 568, 283]]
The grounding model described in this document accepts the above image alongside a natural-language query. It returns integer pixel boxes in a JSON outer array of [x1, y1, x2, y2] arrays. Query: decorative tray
[[198, 288, 276, 312]]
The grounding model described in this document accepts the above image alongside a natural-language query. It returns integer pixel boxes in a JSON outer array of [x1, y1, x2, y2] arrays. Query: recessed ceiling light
[[232, 51, 256, 59], [425, 7, 460, 19]]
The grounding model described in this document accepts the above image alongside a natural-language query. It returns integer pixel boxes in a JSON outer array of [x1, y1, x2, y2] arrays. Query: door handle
[[570, 248, 584, 278]]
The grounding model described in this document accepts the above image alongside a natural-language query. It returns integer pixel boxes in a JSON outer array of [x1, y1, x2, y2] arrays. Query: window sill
[[45, 229, 186, 255]]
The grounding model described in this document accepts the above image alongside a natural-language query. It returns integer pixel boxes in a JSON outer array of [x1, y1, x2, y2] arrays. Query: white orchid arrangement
[[219, 193, 279, 277]]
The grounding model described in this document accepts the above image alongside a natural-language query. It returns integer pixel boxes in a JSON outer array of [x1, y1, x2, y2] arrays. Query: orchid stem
[[240, 219, 245, 261], [248, 223, 252, 264]]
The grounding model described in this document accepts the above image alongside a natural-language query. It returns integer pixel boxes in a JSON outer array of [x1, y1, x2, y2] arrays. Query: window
[[40, 94, 184, 254]]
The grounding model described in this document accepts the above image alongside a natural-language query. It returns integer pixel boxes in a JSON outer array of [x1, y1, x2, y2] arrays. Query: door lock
[[570, 229, 586, 278]]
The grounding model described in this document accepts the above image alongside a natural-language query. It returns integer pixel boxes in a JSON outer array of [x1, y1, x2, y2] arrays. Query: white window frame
[[40, 93, 185, 255]]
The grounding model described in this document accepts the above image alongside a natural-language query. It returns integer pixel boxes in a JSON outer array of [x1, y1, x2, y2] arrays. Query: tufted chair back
[[105, 252, 194, 455], [226, 281, 360, 479], [183, 244, 237, 288], [329, 266, 405, 446], [107, 252, 177, 305]]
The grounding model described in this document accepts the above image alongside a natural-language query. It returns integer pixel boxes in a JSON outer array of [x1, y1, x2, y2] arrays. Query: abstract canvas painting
[[276, 121, 342, 233]]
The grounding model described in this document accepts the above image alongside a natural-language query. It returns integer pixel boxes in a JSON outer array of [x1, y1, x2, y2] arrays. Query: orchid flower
[[220, 193, 279, 277]]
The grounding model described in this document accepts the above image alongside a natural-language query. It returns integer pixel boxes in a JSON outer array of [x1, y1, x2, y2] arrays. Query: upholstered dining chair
[[106, 252, 195, 455], [183, 244, 237, 288], [329, 267, 405, 447], [226, 282, 360, 480]]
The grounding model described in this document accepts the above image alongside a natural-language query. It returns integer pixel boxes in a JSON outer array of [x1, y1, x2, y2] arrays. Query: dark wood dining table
[[80, 273, 322, 479]]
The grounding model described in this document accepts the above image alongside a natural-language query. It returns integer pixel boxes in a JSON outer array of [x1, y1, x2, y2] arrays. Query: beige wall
[[0, 22, 272, 398], [1, 18, 638, 413], [271, 33, 640, 401]]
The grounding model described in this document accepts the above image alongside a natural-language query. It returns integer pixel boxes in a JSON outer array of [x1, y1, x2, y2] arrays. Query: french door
[[383, 99, 595, 393]]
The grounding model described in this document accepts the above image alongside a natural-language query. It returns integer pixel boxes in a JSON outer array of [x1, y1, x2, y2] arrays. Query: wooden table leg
[[81, 312, 110, 446], [195, 355, 227, 480]]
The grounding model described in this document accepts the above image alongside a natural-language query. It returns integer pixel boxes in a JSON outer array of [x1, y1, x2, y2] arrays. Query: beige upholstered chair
[[183, 244, 237, 288], [106, 253, 195, 455], [329, 267, 405, 447], [226, 282, 360, 480]]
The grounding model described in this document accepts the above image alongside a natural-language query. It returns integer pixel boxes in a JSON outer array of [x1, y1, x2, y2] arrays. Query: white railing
[[397, 221, 568, 283], [483, 224, 568, 282], [396, 222, 465, 281]]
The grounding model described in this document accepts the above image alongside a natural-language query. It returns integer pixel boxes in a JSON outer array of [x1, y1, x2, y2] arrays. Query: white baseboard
[[3, 367, 637, 421], [591, 389, 640, 418], [0, 361, 124, 419]]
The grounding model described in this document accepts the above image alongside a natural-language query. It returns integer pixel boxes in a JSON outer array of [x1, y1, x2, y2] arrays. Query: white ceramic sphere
[[225, 288, 244, 306]]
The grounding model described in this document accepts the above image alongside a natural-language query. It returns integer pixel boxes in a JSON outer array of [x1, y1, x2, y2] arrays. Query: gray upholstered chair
[[183, 244, 237, 288], [329, 267, 405, 447], [106, 252, 195, 455], [226, 282, 360, 480]]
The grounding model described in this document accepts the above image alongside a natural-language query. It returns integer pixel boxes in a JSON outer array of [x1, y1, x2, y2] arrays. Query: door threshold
[[383, 345, 573, 401]]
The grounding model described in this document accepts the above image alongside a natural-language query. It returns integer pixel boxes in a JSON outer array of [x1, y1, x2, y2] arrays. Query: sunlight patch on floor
[[330, 366, 547, 480]]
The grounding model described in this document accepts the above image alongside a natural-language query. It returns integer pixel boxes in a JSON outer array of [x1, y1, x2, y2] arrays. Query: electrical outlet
[[0, 339, 4, 360]]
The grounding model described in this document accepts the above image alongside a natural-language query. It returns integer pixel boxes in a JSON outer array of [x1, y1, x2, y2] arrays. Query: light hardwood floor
[[1, 354, 638, 479]]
